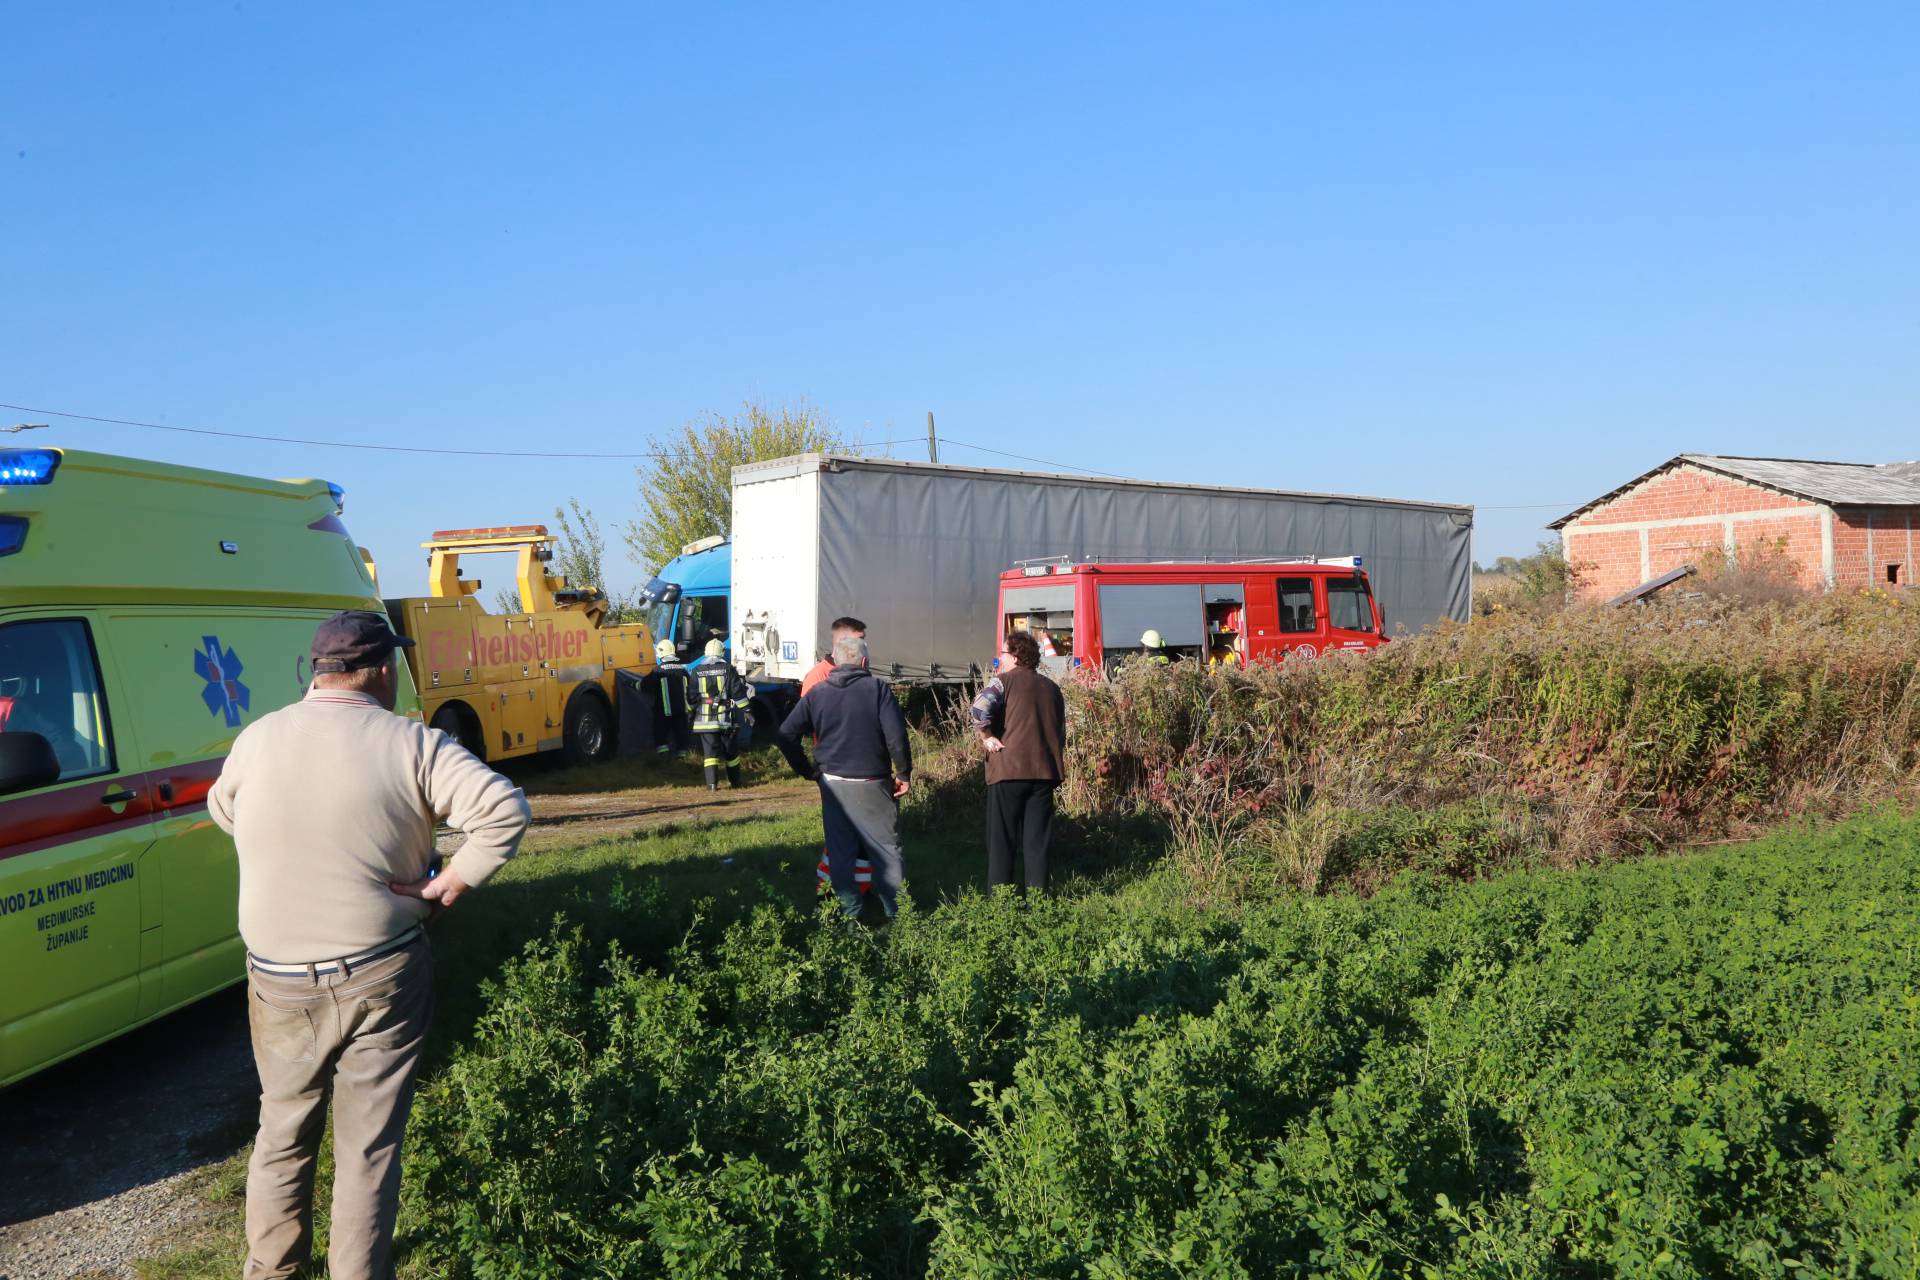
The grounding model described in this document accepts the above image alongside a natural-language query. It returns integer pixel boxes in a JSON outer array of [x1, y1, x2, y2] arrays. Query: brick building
[[1551, 454, 1920, 603]]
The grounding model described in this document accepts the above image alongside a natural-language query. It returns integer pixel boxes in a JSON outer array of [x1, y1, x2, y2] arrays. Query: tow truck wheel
[[430, 703, 483, 759], [564, 690, 615, 766]]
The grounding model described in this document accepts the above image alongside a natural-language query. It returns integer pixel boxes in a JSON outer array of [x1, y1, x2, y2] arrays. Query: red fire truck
[[993, 557, 1388, 675]]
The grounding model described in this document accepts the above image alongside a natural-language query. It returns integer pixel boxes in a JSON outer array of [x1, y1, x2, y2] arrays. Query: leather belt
[[247, 925, 424, 978]]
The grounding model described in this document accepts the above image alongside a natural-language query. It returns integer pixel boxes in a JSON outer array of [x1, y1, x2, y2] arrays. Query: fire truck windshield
[[1326, 575, 1374, 632]]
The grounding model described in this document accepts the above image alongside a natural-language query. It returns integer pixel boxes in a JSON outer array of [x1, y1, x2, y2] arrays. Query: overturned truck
[[730, 454, 1473, 684]]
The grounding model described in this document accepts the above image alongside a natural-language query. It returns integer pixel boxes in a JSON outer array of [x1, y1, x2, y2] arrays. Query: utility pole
[[926, 411, 938, 464]]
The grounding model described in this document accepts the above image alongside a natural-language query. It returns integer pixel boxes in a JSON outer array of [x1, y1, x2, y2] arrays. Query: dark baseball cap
[[311, 610, 415, 673]]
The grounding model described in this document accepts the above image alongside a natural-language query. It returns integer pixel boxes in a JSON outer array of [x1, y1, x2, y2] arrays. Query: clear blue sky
[[5, 3, 1915, 598]]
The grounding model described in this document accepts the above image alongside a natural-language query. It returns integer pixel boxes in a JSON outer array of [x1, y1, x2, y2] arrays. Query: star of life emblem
[[195, 635, 251, 728]]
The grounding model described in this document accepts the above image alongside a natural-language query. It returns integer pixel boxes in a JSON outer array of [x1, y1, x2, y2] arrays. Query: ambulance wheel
[[564, 690, 615, 766], [430, 703, 484, 759]]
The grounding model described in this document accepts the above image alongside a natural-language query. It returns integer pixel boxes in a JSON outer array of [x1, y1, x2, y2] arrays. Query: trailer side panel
[[734, 455, 1472, 682]]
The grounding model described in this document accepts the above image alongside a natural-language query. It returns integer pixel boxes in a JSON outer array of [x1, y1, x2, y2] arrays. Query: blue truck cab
[[639, 535, 795, 727], [640, 534, 733, 664]]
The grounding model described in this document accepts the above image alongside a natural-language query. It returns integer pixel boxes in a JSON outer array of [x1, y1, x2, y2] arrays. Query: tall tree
[[552, 497, 637, 620], [623, 402, 848, 571]]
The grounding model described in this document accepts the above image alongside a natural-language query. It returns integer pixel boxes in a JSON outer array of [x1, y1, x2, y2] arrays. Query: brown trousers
[[244, 936, 434, 1280]]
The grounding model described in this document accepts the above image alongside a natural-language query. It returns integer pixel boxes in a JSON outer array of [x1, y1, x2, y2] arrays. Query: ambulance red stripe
[[0, 776, 158, 860], [145, 757, 226, 816], [0, 757, 228, 860]]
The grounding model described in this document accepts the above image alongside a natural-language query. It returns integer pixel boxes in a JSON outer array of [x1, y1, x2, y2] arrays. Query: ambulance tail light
[[0, 516, 27, 556], [0, 450, 60, 485]]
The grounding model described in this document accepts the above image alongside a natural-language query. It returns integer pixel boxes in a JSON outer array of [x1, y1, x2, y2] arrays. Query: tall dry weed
[[914, 591, 1920, 893]]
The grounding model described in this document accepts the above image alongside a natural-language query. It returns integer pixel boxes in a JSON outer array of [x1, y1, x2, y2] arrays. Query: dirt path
[[0, 775, 813, 1279], [515, 777, 812, 850], [0, 988, 255, 1280]]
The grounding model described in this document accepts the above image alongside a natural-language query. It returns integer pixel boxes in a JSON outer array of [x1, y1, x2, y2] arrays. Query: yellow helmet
[[1140, 629, 1165, 649], [704, 638, 726, 660], [654, 638, 677, 662]]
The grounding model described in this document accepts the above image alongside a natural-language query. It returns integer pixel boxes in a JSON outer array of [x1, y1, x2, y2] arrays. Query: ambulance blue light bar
[[0, 450, 59, 485]]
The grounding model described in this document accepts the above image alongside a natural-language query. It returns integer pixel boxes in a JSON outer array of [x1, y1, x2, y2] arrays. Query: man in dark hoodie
[[775, 632, 912, 920]]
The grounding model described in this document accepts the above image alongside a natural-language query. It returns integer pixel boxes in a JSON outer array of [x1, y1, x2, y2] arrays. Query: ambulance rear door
[[0, 613, 155, 1086]]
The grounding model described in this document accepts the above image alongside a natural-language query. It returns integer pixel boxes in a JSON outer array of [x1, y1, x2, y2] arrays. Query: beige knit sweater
[[209, 685, 530, 963]]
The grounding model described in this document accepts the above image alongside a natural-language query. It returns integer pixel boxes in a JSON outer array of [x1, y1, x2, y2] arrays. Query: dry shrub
[[1691, 537, 1816, 608], [1471, 572, 1529, 617], [905, 689, 988, 826], [1473, 542, 1578, 618], [988, 591, 1920, 894]]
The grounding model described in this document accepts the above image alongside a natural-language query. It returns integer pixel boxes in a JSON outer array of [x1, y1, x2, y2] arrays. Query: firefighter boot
[[704, 760, 720, 791], [727, 764, 744, 789]]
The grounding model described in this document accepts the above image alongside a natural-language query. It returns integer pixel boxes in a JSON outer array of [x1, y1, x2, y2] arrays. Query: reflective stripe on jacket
[[689, 659, 751, 731]]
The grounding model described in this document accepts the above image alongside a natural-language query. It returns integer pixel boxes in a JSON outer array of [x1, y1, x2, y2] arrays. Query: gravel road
[[0, 989, 256, 1280]]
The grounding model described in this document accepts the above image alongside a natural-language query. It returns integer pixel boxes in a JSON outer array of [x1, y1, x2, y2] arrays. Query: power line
[[4, 398, 1577, 510], [0, 401, 914, 461], [935, 435, 1130, 479]]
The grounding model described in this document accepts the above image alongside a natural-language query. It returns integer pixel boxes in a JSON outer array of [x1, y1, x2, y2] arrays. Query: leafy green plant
[[393, 812, 1920, 1278]]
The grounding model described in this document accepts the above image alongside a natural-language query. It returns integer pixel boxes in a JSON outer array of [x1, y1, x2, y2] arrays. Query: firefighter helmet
[[704, 637, 726, 659], [1140, 629, 1165, 649]]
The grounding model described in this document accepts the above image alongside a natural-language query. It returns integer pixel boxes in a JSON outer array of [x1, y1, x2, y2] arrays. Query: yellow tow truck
[[387, 525, 655, 766]]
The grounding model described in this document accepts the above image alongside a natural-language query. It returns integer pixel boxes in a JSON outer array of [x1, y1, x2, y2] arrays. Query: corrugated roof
[[1683, 455, 1920, 505], [1551, 454, 1920, 528]]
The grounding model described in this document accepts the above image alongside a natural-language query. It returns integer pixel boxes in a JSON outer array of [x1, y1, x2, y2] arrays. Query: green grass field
[[135, 775, 1165, 1279], [138, 789, 1920, 1279]]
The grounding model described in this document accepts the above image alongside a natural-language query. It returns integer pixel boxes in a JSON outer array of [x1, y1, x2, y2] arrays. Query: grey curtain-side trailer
[[730, 453, 1473, 684]]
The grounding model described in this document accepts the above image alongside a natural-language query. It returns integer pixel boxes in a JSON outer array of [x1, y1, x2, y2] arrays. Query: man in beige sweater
[[210, 611, 529, 1280]]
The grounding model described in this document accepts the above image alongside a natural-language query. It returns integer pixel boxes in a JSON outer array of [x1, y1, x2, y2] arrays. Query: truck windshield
[[645, 600, 677, 645], [1326, 575, 1375, 632], [638, 577, 682, 646]]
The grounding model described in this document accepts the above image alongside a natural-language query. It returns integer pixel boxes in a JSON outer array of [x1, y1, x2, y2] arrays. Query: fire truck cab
[[994, 557, 1388, 675]]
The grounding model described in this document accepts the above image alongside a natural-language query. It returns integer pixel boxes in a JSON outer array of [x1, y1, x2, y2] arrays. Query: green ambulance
[[0, 447, 419, 1086]]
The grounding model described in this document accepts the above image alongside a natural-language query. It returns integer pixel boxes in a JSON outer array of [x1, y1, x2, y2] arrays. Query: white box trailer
[[731, 453, 1473, 684]]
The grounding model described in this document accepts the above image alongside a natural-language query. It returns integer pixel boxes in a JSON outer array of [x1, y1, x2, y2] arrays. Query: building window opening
[[1890, 564, 1904, 586]]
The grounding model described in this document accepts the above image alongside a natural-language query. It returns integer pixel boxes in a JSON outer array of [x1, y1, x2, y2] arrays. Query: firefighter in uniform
[[689, 637, 752, 790], [1140, 628, 1175, 665], [650, 636, 691, 758]]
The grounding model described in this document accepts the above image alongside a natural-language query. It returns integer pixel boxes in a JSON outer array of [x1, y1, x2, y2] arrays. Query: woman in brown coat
[[969, 630, 1067, 893]]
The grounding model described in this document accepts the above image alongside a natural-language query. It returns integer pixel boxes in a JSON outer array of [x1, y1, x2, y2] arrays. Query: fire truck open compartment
[[1000, 581, 1075, 659]]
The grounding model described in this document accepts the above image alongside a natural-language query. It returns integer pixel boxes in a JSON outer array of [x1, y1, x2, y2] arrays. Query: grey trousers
[[244, 936, 434, 1280], [820, 777, 905, 917]]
